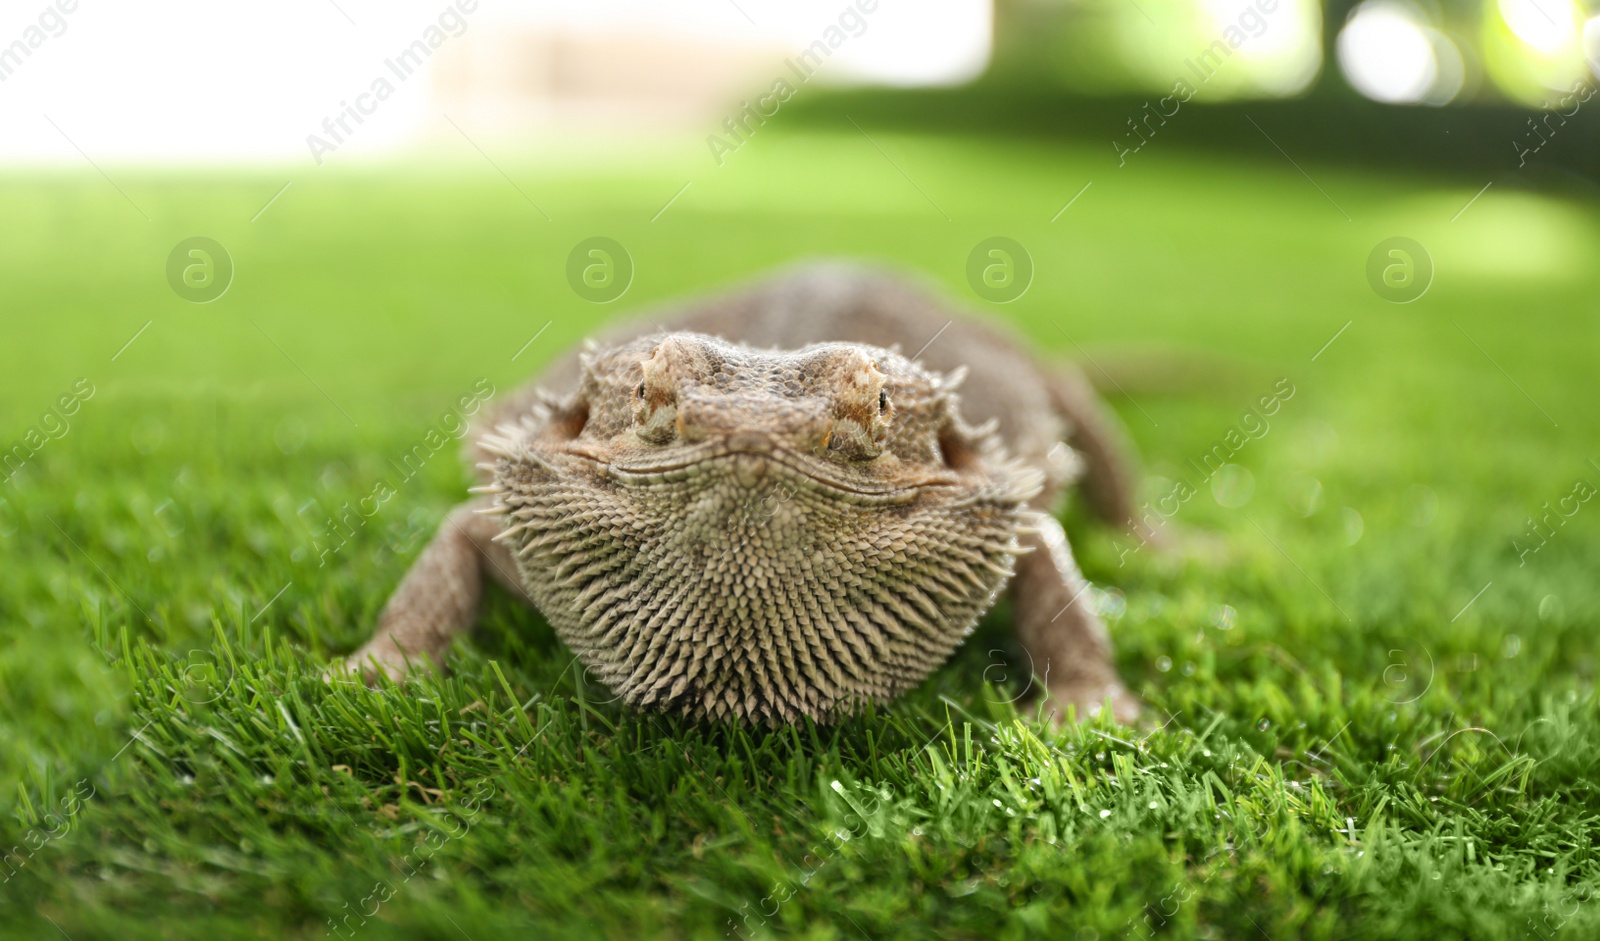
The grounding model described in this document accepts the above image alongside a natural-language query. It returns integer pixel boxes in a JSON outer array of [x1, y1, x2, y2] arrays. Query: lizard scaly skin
[[342, 262, 1143, 725]]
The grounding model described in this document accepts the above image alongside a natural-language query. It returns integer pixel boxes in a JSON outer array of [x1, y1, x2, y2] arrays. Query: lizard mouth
[[587, 444, 955, 505]]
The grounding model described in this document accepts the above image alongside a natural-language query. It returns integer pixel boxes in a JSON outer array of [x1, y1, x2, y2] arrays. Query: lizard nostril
[[820, 421, 880, 461]]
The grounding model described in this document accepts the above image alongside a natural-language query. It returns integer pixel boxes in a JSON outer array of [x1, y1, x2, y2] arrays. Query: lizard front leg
[[1010, 513, 1141, 725], [337, 499, 526, 683]]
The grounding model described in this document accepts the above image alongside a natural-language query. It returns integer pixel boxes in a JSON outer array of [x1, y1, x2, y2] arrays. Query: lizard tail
[[1071, 346, 1265, 399], [1040, 362, 1144, 535]]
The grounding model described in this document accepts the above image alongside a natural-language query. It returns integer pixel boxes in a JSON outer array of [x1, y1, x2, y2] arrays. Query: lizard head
[[483, 332, 1042, 725]]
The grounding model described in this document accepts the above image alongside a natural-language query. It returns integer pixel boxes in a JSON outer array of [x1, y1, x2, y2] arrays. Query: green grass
[[2, 126, 1598, 940]]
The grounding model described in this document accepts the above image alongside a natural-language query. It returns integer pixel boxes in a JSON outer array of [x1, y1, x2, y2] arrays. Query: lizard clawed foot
[[1040, 679, 1142, 728], [324, 642, 440, 687]]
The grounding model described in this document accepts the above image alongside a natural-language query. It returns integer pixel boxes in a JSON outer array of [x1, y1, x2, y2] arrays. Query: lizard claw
[[1041, 680, 1142, 727], [325, 643, 435, 687]]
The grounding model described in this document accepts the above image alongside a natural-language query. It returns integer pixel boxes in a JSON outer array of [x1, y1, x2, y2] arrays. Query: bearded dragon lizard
[[340, 263, 1145, 725]]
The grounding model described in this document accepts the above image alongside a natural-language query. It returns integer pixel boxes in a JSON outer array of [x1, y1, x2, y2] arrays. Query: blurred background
[[1, 0, 1597, 171]]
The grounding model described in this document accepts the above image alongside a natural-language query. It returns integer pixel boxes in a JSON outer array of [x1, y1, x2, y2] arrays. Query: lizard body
[[343, 262, 1142, 725]]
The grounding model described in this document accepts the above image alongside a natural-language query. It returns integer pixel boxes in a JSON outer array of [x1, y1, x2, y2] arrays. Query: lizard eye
[[878, 389, 889, 414]]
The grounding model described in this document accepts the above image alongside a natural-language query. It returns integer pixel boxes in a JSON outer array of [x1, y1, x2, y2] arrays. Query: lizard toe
[[1042, 680, 1142, 728], [327, 643, 433, 688]]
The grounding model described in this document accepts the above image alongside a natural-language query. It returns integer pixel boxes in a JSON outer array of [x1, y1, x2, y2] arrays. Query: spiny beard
[[495, 463, 1030, 724]]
